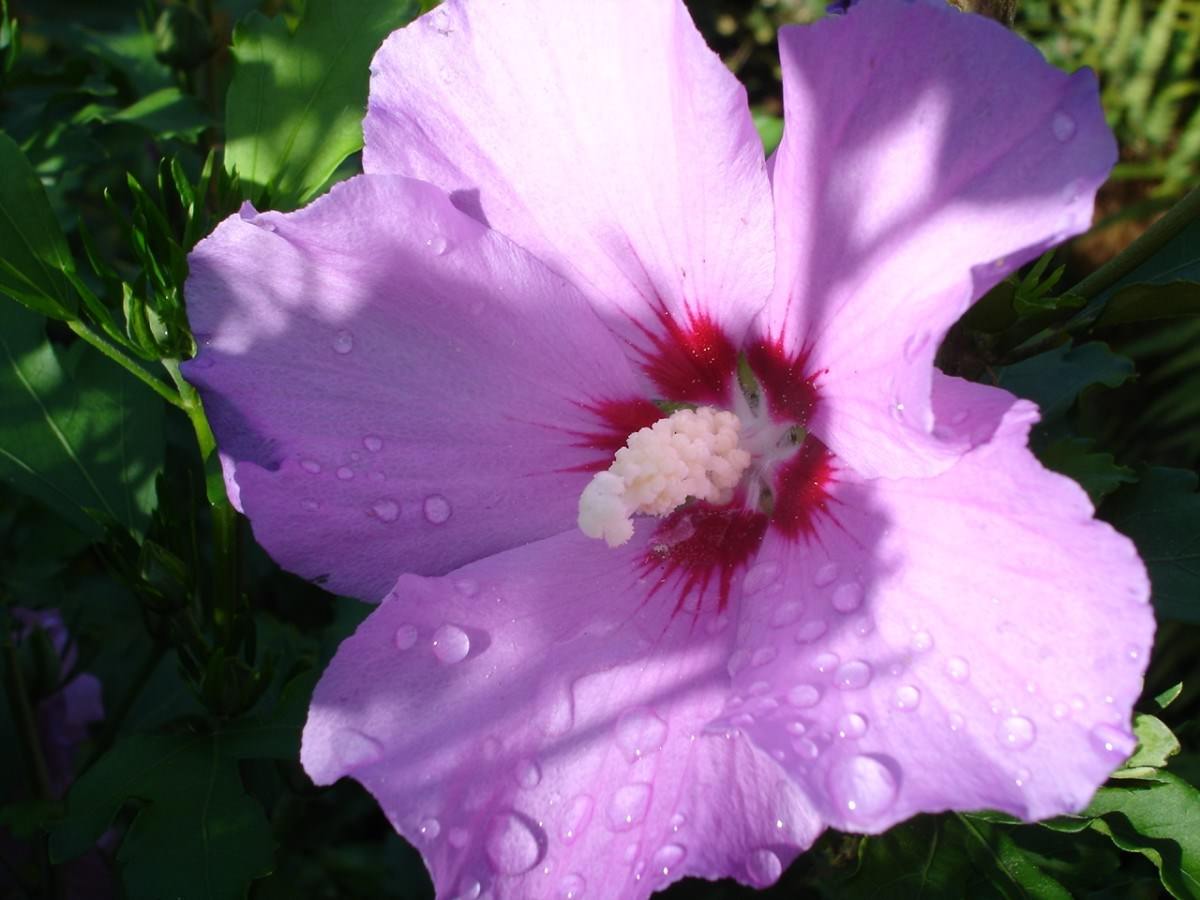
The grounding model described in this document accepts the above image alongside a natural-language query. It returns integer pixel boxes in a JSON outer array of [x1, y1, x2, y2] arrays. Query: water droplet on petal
[[559, 873, 586, 899], [751, 646, 777, 668], [895, 685, 921, 710], [951, 409, 969, 425], [835, 660, 872, 690], [1092, 723, 1136, 757], [615, 707, 668, 762], [792, 737, 820, 759], [745, 848, 783, 886], [945, 656, 970, 683], [336, 466, 354, 481], [371, 498, 399, 522], [911, 631, 934, 653], [771, 601, 804, 627], [455, 578, 479, 597], [363, 435, 383, 452], [300, 459, 321, 474], [426, 235, 449, 255], [332, 329, 354, 354], [1052, 110, 1077, 142], [418, 817, 441, 840], [743, 561, 780, 594], [454, 878, 482, 900], [813, 652, 839, 674], [1015, 767, 1032, 787], [706, 614, 731, 635], [795, 619, 828, 643], [334, 728, 383, 769], [832, 582, 863, 613], [448, 827, 470, 848], [514, 758, 542, 789], [827, 755, 900, 820], [485, 812, 542, 875], [560, 794, 594, 844], [607, 783, 652, 831], [431, 624, 470, 664], [997, 716, 1037, 750], [300, 498, 320, 512], [813, 562, 839, 587], [424, 494, 452, 524], [393, 624, 418, 650], [651, 843, 686, 878], [948, 713, 965, 732], [837, 712, 868, 739]]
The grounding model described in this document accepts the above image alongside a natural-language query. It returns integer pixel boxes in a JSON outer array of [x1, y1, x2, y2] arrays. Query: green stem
[[67, 320, 184, 408], [1069, 185, 1200, 302], [163, 360, 240, 642], [3, 635, 53, 802]]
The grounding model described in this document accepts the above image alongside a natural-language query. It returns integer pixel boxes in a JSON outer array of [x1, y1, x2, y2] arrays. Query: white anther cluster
[[578, 406, 751, 548]]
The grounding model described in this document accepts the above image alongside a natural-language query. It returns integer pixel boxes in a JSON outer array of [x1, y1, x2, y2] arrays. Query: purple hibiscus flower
[[182, 0, 1154, 896]]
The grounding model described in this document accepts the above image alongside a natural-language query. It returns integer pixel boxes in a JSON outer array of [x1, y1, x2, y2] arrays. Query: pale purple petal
[[301, 532, 822, 898], [726, 375, 1152, 830], [183, 176, 643, 600], [763, 0, 1116, 478], [364, 0, 774, 383]]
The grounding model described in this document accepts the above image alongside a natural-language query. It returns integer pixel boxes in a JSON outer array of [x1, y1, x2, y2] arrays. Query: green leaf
[[74, 87, 211, 139], [1086, 772, 1200, 899], [1039, 437, 1136, 504], [0, 303, 163, 538], [0, 131, 77, 319], [1156, 682, 1184, 709], [753, 111, 784, 156], [1097, 281, 1200, 328], [224, 0, 419, 209], [844, 814, 1072, 899], [1105, 467, 1200, 623], [997, 342, 1134, 421], [1112, 714, 1182, 779], [50, 733, 273, 900]]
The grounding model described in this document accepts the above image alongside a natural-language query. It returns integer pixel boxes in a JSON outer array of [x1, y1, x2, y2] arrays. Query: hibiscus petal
[[183, 175, 642, 600], [764, 0, 1116, 478], [302, 531, 823, 899], [363, 0, 774, 386], [725, 374, 1152, 831]]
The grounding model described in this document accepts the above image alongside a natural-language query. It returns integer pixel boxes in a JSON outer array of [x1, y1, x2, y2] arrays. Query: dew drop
[[794, 620, 828, 643], [393, 623, 418, 650], [1052, 110, 1077, 142], [895, 685, 921, 710], [785, 719, 808, 736], [1092, 723, 1136, 757], [997, 716, 1037, 751], [615, 707, 668, 763], [431, 624, 471, 664], [792, 737, 820, 759], [334, 728, 384, 769], [424, 494, 452, 524], [418, 817, 441, 840], [948, 713, 965, 732], [852, 615, 874, 637], [332, 329, 354, 354], [813, 562, 839, 587], [606, 783, 652, 831], [787, 683, 820, 708], [448, 827, 470, 848], [454, 878, 482, 900], [832, 582, 863, 613], [745, 848, 783, 887], [455, 578, 479, 597], [371, 498, 399, 522], [750, 646, 777, 668], [300, 459, 322, 474], [706, 614, 731, 635], [300, 498, 320, 512], [813, 652, 840, 674], [336, 466, 354, 481], [559, 794, 594, 844], [514, 758, 542, 789], [834, 660, 872, 690], [743, 561, 780, 594], [771, 601, 804, 627], [559, 874, 586, 899], [1015, 767, 1032, 787], [945, 656, 970, 683], [651, 843, 686, 878], [911, 631, 934, 653], [1051, 702, 1070, 721], [827, 755, 900, 820], [363, 435, 383, 452], [485, 812, 542, 875], [837, 712, 868, 739], [426, 235, 449, 255]]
